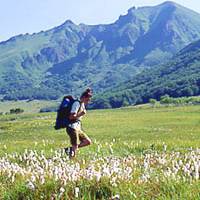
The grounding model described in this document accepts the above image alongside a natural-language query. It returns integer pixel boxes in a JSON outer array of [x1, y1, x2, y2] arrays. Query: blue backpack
[[54, 95, 80, 130]]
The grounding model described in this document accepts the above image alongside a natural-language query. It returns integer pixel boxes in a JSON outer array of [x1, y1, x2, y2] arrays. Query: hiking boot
[[64, 147, 74, 157], [64, 147, 71, 155]]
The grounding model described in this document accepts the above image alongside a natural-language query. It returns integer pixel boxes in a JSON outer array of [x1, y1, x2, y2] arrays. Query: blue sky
[[0, 0, 199, 42]]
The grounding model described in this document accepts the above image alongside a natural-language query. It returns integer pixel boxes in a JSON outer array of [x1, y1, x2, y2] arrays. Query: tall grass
[[0, 104, 200, 199]]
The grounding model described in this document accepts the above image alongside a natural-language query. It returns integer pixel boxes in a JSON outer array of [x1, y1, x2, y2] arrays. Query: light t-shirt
[[68, 101, 85, 130]]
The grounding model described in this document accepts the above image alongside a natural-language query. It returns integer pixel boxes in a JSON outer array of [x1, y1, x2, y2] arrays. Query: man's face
[[84, 96, 91, 105]]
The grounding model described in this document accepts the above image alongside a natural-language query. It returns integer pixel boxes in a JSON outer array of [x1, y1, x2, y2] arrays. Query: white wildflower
[[26, 181, 35, 190], [109, 145, 114, 154], [31, 175, 36, 182], [60, 187, 65, 193], [112, 194, 120, 200], [11, 175, 15, 183], [163, 144, 167, 152], [74, 187, 80, 198]]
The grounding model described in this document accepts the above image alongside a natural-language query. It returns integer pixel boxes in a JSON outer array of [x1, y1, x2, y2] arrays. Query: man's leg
[[66, 127, 79, 158], [78, 130, 92, 148]]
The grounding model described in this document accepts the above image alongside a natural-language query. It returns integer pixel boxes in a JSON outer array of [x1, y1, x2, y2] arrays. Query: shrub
[[10, 108, 24, 114]]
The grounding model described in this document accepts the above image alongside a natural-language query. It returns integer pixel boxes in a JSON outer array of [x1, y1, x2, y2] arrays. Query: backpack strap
[[68, 99, 82, 124], [76, 99, 81, 114], [70, 99, 81, 112]]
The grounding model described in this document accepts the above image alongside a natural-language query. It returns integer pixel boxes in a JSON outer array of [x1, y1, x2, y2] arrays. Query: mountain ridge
[[90, 38, 200, 108], [1, 1, 200, 101]]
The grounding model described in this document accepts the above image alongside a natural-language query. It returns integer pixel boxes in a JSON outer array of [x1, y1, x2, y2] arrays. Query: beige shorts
[[66, 126, 90, 146]]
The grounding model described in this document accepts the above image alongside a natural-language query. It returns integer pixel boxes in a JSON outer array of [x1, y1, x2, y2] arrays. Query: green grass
[[0, 100, 59, 114], [0, 104, 200, 155], [1, 104, 200, 199]]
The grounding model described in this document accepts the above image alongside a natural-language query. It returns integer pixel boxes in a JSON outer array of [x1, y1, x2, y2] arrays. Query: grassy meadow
[[0, 103, 200, 199], [0, 100, 59, 114]]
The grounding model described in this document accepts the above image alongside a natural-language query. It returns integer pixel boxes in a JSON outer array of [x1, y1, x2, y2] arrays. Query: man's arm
[[69, 110, 86, 120], [69, 101, 86, 121]]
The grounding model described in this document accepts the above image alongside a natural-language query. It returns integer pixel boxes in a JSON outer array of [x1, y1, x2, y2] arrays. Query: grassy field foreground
[[0, 105, 200, 199]]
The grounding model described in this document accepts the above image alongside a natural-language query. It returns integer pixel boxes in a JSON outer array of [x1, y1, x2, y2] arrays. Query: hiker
[[65, 88, 92, 158]]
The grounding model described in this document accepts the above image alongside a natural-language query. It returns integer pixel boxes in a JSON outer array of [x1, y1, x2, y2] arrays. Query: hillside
[[1, 1, 200, 100], [90, 38, 200, 108]]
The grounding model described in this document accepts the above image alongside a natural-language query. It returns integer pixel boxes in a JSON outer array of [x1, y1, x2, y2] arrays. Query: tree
[[149, 98, 158, 106], [10, 108, 24, 114]]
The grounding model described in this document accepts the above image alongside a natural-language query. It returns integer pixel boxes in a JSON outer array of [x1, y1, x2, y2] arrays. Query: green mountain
[[91, 39, 200, 108], [1, 1, 200, 100]]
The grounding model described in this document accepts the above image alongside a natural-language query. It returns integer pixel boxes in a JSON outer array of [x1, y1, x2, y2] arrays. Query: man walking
[[65, 88, 92, 158]]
